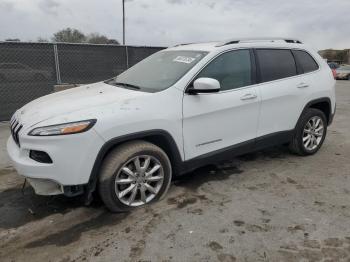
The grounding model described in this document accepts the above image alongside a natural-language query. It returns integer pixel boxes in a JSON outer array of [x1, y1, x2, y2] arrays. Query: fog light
[[29, 150, 53, 163]]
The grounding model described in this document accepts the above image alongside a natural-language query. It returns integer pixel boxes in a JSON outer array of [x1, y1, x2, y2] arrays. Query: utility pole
[[122, 0, 125, 45]]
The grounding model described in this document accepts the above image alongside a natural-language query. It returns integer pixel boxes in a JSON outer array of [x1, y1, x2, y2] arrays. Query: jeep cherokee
[[7, 38, 336, 212]]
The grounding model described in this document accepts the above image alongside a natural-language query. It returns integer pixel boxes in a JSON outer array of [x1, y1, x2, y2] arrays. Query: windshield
[[105, 50, 208, 92]]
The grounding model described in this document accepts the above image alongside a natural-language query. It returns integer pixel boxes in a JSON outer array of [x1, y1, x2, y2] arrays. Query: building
[[319, 49, 350, 64]]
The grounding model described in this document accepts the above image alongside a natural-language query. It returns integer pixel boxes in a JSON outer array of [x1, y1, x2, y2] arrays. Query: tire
[[98, 140, 172, 212], [347, 75, 350, 81], [289, 108, 327, 156]]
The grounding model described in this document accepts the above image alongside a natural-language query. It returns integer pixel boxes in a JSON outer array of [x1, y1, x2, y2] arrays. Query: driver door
[[182, 49, 260, 160]]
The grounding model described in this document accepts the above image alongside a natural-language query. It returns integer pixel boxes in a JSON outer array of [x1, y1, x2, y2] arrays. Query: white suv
[[7, 38, 336, 212]]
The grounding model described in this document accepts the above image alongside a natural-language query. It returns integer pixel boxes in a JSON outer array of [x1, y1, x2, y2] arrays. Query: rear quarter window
[[256, 49, 297, 82], [292, 50, 319, 73]]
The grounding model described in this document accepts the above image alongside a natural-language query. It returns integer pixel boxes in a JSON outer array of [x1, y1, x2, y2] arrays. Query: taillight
[[331, 69, 337, 79]]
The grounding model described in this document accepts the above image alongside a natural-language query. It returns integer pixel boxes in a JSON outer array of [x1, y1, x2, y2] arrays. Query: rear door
[[255, 48, 306, 139], [183, 49, 260, 160], [292, 49, 322, 95]]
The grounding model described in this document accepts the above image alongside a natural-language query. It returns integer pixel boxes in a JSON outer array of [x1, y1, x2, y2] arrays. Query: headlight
[[28, 119, 96, 136]]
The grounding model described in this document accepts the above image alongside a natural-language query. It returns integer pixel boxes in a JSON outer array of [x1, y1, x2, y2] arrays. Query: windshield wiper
[[113, 81, 141, 90]]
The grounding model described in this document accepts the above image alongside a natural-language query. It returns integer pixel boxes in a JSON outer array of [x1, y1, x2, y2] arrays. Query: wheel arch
[[300, 97, 332, 125], [84, 129, 183, 203]]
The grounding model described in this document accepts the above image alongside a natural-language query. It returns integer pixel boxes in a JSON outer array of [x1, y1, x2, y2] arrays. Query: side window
[[196, 49, 252, 91], [256, 49, 297, 82], [292, 50, 319, 73]]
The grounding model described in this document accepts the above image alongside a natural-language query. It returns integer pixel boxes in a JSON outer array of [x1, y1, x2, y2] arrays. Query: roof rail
[[173, 42, 195, 47], [216, 37, 302, 47]]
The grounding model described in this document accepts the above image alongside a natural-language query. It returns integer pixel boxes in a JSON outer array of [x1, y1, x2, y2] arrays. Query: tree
[[87, 33, 120, 45], [5, 38, 20, 42], [52, 28, 86, 43], [37, 37, 49, 43], [50, 28, 119, 44], [86, 33, 109, 44], [107, 39, 120, 45]]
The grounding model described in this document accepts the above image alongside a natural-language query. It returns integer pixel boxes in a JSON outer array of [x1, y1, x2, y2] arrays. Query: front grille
[[10, 116, 23, 147]]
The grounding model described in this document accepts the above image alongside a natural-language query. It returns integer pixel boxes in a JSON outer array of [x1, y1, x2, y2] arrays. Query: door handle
[[240, 93, 257, 100], [297, 83, 309, 88]]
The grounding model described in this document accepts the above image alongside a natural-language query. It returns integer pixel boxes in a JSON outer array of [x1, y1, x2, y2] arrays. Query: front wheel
[[289, 108, 327, 156], [98, 141, 172, 212]]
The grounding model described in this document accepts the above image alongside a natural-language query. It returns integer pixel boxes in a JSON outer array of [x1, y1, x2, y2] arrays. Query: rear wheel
[[98, 141, 172, 212], [289, 108, 327, 156]]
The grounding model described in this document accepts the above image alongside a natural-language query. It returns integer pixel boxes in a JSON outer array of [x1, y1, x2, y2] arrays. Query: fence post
[[125, 45, 129, 69], [53, 43, 62, 84]]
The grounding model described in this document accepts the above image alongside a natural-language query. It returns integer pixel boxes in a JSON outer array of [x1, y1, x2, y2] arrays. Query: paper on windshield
[[173, 56, 196, 64]]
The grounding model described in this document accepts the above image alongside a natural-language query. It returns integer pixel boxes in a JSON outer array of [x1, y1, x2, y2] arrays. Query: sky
[[0, 0, 349, 50]]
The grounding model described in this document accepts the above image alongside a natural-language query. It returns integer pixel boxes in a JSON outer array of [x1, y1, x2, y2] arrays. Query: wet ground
[[0, 81, 350, 262]]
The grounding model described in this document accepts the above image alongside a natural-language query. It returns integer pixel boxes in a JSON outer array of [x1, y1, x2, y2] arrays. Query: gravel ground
[[0, 81, 349, 262]]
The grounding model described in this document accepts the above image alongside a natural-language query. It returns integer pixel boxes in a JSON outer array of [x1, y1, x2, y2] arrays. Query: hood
[[15, 82, 147, 127]]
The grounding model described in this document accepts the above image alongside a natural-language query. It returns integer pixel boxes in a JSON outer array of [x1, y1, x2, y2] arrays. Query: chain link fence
[[0, 42, 165, 120]]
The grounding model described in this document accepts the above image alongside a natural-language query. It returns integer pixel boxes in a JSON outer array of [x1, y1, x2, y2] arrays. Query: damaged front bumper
[[24, 177, 85, 196], [26, 177, 64, 195]]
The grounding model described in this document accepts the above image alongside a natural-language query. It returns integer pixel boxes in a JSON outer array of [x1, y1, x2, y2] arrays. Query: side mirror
[[188, 78, 220, 94]]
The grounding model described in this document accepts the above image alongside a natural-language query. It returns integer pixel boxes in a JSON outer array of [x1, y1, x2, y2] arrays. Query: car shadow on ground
[[173, 145, 290, 190], [0, 145, 290, 230], [0, 185, 86, 229]]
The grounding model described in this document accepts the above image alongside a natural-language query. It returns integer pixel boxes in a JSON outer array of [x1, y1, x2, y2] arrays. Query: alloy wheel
[[302, 116, 324, 151], [114, 155, 164, 207]]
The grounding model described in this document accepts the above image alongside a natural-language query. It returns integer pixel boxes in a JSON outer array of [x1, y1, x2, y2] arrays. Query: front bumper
[[328, 103, 336, 126], [7, 128, 105, 195], [26, 177, 64, 195]]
